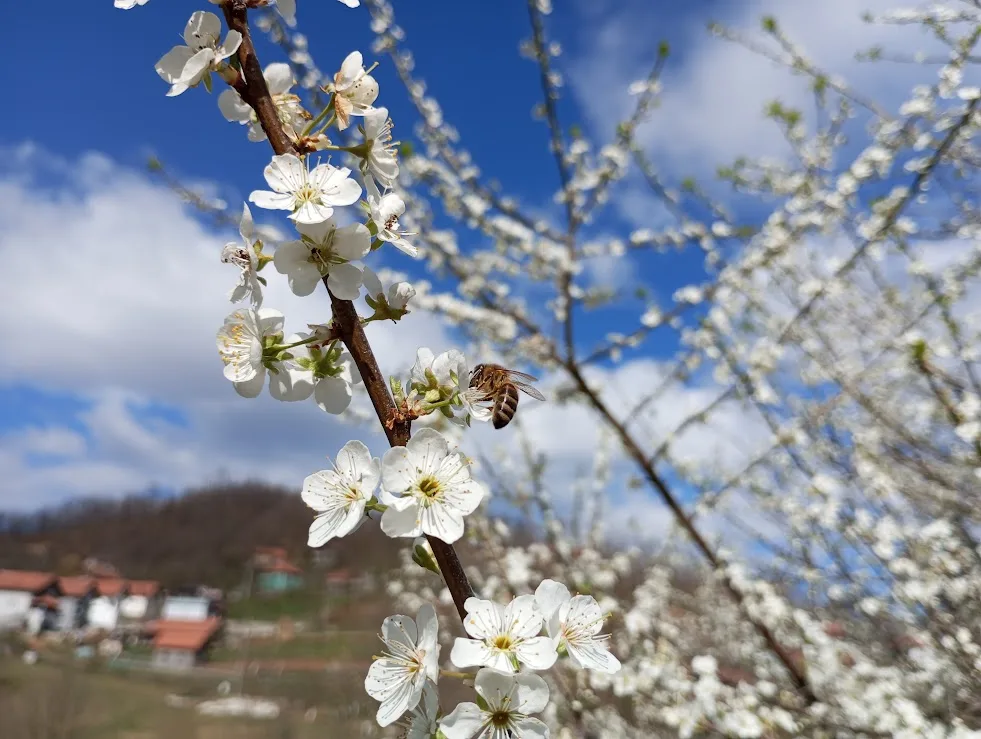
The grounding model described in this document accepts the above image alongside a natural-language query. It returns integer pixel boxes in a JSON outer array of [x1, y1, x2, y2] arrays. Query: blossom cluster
[[365, 579, 619, 735], [116, 0, 981, 734], [117, 1, 623, 736]]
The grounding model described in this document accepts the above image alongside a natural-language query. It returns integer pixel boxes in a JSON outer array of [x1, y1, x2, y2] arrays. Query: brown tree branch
[[221, 0, 475, 621]]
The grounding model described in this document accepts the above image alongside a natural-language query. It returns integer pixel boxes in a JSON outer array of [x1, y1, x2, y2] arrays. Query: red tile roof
[[127, 580, 160, 597], [58, 576, 96, 598], [152, 618, 222, 652], [145, 616, 222, 634], [95, 578, 128, 597], [0, 570, 57, 593]]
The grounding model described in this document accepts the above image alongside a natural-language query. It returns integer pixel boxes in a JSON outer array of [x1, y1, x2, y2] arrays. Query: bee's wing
[[504, 369, 539, 382], [513, 382, 546, 402]]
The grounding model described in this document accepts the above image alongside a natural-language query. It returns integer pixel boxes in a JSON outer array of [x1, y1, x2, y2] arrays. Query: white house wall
[[119, 595, 148, 620], [87, 597, 120, 631], [0, 591, 32, 630], [161, 597, 209, 621]]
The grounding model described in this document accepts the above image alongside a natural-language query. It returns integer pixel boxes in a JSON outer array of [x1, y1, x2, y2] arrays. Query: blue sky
[[0, 0, 949, 539]]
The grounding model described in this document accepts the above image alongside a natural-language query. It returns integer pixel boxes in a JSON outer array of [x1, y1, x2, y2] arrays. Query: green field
[[211, 631, 378, 664], [0, 654, 383, 739]]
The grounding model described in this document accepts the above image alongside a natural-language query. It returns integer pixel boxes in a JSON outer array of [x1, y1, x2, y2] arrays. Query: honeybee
[[469, 363, 546, 429]]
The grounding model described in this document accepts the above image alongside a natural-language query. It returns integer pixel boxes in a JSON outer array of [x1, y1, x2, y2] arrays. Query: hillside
[[0, 482, 404, 591]]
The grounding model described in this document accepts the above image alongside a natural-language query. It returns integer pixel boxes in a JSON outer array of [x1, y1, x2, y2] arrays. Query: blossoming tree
[[123, 0, 981, 736]]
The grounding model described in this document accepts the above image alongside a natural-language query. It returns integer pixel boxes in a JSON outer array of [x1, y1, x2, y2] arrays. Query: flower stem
[[301, 97, 336, 137]]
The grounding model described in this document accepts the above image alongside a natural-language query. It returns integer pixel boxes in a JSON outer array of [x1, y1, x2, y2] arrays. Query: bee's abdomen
[[493, 383, 519, 429]]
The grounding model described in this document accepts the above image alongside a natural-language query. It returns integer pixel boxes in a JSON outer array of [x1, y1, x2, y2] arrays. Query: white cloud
[[567, 0, 950, 187], [0, 145, 454, 509], [0, 144, 772, 559]]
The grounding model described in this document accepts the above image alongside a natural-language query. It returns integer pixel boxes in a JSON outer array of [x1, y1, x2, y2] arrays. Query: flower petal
[[265, 153, 306, 194], [249, 189, 294, 212], [462, 598, 506, 641], [362, 266, 383, 298], [233, 370, 265, 398], [449, 638, 491, 669], [473, 668, 518, 710], [269, 367, 315, 401], [534, 579, 571, 622], [336, 51, 364, 90], [514, 636, 557, 671], [505, 594, 543, 640], [256, 308, 285, 335], [314, 375, 353, 414], [419, 503, 465, 544], [264, 62, 294, 95], [291, 200, 334, 225], [364, 659, 422, 727], [155, 46, 194, 84], [184, 11, 220, 47], [380, 499, 422, 538], [438, 702, 484, 739], [415, 603, 439, 660], [513, 672, 550, 715], [327, 262, 364, 301], [335, 440, 375, 484], [381, 446, 416, 493], [332, 223, 372, 261], [567, 639, 621, 674], [405, 428, 450, 476], [512, 716, 550, 738], [381, 613, 418, 650]]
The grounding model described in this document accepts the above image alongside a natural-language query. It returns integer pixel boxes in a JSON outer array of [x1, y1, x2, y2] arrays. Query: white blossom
[[450, 595, 558, 673], [215, 308, 283, 398], [534, 579, 620, 673], [332, 51, 379, 130], [361, 107, 399, 188], [283, 332, 362, 414], [363, 267, 414, 320], [365, 603, 440, 727], [155, 12, 241, 97], [380, 428, 486, 544], [273, 218, 369, 299], [402, 681, 440, 739], [366, 176, 417, 256], [218, 63, 308, 142], [220, 204, 262, 308], [439, 668, 550, 739], [250, 154, 361, 225], [302, 440, 379, 547]]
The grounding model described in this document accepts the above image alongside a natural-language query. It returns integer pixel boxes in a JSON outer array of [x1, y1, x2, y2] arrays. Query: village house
[[119, 580, 163, 622], [252, 546, 304, 595], [87, 578, 130, 631], [0, 570, 61, 631], [148, 617, 223, 671], [161, 587, 223, 622], [57, 576, 97, 632]]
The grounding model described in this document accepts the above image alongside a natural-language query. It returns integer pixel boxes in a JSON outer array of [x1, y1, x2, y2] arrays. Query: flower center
[[344, 486, 361, 502], [490, 710, 512, 728], [385, 214, 400, 231], [189, 32, 219, 53], [491, 634, 514, 651], [296, 183, 321, 206], [418, 476, 441, 499]]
